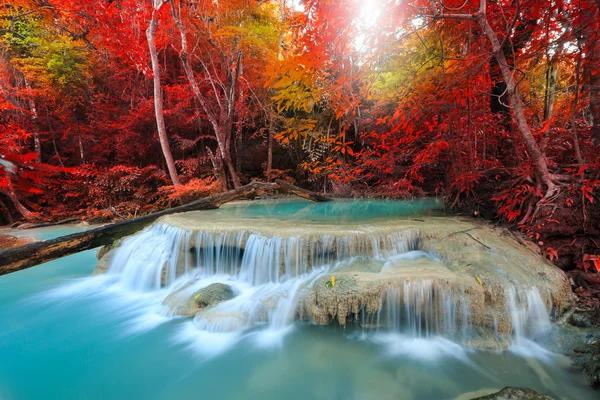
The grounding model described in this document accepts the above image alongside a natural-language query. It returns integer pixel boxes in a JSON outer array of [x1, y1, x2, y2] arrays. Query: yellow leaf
[[331, 275, 336, 287], [475, 275, 483, 286]]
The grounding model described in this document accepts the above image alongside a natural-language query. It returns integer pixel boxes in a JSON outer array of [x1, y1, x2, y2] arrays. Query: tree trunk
[[543, 62, 557, 121], [78, 134, 85, 164], [207, 147, 228, 189], [476, 11, 555, 194], [584, 8, 600, 145], [146, 7, 180, 186], [218, 126, 242, 188], [1, 180, 34, 220], [24, 78, 41, 160], [0, 181, 332, 275], [274, 179, 333, 202], [235, 124, 242, 174], [169, 3, 241, 189], [267, 114, 274, 182]]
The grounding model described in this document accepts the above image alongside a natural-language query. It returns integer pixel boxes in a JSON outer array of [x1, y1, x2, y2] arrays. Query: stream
[[0, 200, 597, 400]]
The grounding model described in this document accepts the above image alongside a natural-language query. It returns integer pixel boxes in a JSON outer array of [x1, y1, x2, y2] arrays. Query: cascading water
[[507, 286, 552, 345], [96, 222, 427, 352], [73, 217, 559, 355], [375, 282, 472, 339], [108, 223, 420, 290]]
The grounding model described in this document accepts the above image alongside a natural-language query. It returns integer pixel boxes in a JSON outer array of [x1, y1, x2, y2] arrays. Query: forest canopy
[[0, 0, 599, 271]]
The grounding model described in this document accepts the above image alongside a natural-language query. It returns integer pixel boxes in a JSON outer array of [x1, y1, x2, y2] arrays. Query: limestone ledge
[[94, 215, 574, 349]]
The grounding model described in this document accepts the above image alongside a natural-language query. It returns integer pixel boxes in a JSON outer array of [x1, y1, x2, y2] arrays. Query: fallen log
[[274, 179, 332, 202], [0, 181, 332, 276]]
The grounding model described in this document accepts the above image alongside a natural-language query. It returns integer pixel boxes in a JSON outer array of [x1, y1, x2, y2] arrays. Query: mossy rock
[[194, 283, 235, 308], [162, 283, 236, 317]]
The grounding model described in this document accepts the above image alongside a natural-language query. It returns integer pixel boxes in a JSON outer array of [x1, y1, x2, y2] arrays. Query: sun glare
[[354, 0, 383, 52], [359, 0, 382, 27]]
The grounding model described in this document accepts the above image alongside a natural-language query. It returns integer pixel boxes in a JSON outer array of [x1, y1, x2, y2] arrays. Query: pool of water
[[0, 202, 596, 400], [202, 197, 445, 221]]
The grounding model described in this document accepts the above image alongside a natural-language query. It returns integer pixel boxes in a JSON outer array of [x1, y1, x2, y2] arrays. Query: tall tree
[[146, 0, 180, 186]]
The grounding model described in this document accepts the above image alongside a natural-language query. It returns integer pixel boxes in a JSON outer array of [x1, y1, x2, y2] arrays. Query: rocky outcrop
[[296, 218, 572, 345]]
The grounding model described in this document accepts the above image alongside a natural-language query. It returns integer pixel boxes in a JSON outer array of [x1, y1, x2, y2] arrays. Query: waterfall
[[507, 287, 552, 344], [98, 222, 421, 350], [375, 281, 471, 339], [107, 223, 420, 290], [107, 224, 187, 291], [98, 219, 555, 356]]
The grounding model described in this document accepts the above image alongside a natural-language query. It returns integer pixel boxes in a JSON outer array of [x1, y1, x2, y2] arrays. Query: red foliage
[[1, 0, 599, 272]]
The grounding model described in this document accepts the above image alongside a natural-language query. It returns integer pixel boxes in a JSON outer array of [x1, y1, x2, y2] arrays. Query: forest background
[[1, 0, 599, 276]]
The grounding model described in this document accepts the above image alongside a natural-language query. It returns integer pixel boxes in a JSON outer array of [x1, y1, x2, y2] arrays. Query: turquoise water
[[0, 202, 597, 400], [202, 198, 445, 221]]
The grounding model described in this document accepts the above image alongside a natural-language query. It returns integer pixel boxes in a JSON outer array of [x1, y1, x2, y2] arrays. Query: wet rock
[[162, 283, 199, 316], [470, 387, 553, 399], [572, 341, 600, 387], [570, 313, 593, 328], [162, 283, 235, 317], [96, 239, 122, 261], [293, 218, 574, 349], [93, 239, 123, 276], [194, 283, 235, 308], [93, 248, 116, 276]]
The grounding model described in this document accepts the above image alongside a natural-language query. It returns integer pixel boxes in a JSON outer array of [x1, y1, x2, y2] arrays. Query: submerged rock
[[162, 283, 235, 317], [469, 387, 553, 399]]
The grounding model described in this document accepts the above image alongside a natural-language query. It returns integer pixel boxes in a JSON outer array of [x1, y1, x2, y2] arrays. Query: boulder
[[194, 283, 235, 308], [162, 282, 235, 317], [470, 387, 553, 399]]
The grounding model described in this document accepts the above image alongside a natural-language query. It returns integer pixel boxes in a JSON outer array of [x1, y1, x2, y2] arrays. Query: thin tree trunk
[[78, 134, 85, 164], [267, 113, 274, 182], [169, 2, 241, 188], [24, 78, 41, 160], [52, 139, 64, 167], [1, 180, 34, 220], [571, 47, 584, 167], [475, 10, 555, 194], [543, 62, 557, 122], [235, 124, 242, 174], [218, 126, 242, 188], [207, 147, 228, 189], [146, 5, 180, 186]]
